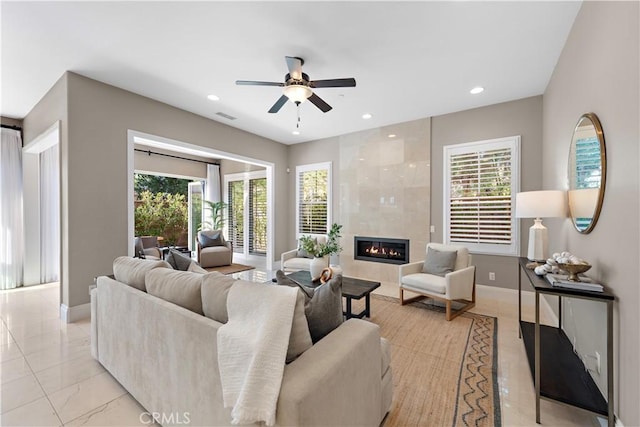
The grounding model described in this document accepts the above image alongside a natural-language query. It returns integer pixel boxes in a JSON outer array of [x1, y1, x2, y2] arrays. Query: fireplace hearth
[[354, 236, 410, 265]]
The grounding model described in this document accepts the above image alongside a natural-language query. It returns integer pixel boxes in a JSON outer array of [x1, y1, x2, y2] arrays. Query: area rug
[[204, 263, 254, 275], [360, 295, 500, 427]]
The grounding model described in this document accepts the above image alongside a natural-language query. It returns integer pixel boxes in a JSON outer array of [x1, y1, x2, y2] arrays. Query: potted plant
[[299, 223, 343, 279]]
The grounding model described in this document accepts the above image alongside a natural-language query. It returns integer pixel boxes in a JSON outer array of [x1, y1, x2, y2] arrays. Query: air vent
[[216, 112, 237, 120]]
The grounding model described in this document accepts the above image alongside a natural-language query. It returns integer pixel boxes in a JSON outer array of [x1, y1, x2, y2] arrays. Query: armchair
[[134, 236, 162, 260], [399, 243, 475, 321], [197, 230, 233, 268], [281, 235, 327, 272]]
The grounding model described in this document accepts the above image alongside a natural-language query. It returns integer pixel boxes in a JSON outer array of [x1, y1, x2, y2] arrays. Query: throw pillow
[[201, 272, 237, 323], [187, 262, 208, 274], [422, 247, 458, 277], [276, 270, 343, 344], [145, 268, 204, 315], [112, 256, 172, 292], [166, 249, 193, 271], [198, 230, 224, 248]]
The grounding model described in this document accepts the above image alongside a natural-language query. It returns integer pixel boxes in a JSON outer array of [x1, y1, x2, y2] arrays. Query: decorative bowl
[[557, 263, 592, 282]]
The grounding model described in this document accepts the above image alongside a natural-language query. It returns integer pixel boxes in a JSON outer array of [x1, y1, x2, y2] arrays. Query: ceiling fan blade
[[236, 80, 284, 87], [285, 56, 303, 80], [268, 95, 289, 113], [308, 92, 332, 113], [310, 78, 356, 88]]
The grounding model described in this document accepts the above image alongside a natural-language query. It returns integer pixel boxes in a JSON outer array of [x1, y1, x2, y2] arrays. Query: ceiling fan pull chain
[[297, 102, 301, 129]]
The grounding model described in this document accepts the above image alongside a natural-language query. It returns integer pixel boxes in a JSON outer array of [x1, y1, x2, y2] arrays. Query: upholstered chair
[[399, 243, 475, 321], [134, 236, 162, 260], [280, 235, 328, 272], [197, 230, 233, 268]]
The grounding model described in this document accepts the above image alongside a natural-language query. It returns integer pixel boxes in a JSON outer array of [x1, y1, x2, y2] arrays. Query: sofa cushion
[[422, 247, 457, 277], [166, 249, 193, 271], [401, 273, 447, 295], [145, 268, 204, 315], [188, 262, 208, 274], [112, 256, 172, 292], [276, 270, 343, 344], [282, 257, 312, 271], [286, 290, 313, 362], [201, 272, 237, 323], [198, 230, 224, 248]]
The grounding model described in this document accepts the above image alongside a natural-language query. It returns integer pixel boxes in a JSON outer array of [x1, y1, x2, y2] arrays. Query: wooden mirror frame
[[568, 112, 606, 234]]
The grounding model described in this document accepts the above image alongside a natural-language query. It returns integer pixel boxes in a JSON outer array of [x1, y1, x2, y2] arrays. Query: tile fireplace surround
[[338, 117, 431, 286]]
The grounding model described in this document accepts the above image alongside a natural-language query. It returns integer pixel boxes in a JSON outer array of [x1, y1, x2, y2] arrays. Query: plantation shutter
[[227, 180, 244, 253], [572, 135, 601, 189], [249, 178, 267, 254], [444, 136, 520, 256], [296, 163, 331, 235]]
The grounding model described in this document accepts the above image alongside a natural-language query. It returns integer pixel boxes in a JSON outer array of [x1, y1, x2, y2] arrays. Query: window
[[225, 171, 267, 256], [296, 162, 331, 235], [443, 136, 520, 256]]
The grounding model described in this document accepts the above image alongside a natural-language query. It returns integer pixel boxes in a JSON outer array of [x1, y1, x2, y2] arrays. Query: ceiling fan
[[236, 56, 356, 114]]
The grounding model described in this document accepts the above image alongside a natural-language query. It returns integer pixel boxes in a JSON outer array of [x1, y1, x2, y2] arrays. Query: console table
[[518, 257, 615, 427]]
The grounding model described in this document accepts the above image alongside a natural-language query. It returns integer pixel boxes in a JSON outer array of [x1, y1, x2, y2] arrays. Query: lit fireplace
[[354, 236, 410, 265]]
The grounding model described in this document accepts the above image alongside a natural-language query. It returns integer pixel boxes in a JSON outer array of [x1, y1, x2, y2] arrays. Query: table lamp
[[515, 190, 566, 261]]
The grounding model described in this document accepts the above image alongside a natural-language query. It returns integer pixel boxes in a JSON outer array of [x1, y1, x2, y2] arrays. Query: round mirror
[[568, 113, 606, 234]]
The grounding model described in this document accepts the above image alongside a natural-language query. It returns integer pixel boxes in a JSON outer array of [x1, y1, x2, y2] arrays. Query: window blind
[[227, 180, 244, 253], [296, 164, 330, 235], [444, 137, 519, 256], [249, 177, 267, 255], [573, 136, 601, 188]]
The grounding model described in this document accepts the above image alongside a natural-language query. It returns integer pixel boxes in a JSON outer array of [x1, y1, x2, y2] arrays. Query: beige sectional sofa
[[91, 257, 392, 426]]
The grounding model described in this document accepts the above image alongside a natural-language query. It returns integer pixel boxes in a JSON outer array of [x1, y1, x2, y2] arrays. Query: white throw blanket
[[217, 281, 298, 426]]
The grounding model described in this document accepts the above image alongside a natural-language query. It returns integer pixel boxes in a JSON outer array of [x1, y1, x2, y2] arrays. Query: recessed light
[[470, 87, 484, 95], [207, 94, 220, 101], [388, 134, 396, 138], [292, 130, 300, 135], [362, 113, 372, 119]]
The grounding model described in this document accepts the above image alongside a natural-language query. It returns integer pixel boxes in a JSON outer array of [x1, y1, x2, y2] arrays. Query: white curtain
[[206, 164, 221, 202], [0, 128, 24, 290], [40, 143, 60, 283], [205, 164, 221, 227]]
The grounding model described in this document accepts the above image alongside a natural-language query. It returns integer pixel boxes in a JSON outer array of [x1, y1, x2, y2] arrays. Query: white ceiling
[[1, 1, 581, 145]]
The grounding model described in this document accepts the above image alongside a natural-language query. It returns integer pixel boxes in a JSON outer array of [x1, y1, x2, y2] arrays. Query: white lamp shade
[[283, 85, 312, 104], [515, 190, 566, 219]]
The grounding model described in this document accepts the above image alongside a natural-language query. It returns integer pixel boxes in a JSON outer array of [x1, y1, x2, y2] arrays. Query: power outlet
[[430, 225, 435, 233], [489, 272, 495, 281], [595, 351, 601, 374]]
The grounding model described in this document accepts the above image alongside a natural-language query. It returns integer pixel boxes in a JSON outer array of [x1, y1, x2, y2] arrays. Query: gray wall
[[542, 1, 639, 424], [430, 96, 543, 289], [24, 72, 290, 309]]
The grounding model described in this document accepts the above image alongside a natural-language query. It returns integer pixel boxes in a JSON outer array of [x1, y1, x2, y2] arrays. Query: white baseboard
[[60, 302, 91, 323], [476, 284, 558, 326]]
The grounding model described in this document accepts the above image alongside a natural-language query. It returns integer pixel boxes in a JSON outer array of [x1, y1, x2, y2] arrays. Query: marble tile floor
[[1, 274, 603, 426]]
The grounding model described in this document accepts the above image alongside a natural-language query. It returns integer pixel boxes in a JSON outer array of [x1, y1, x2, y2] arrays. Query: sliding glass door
[[224, 171, 267, 258]]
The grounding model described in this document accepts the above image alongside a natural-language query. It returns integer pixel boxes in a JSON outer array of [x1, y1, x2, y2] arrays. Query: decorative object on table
[[534, 251, 592, 279], [299, 223, 343, 280], [515, 190, 567, 262], [319, 267, 333, 284], [568, 113, 606, 234]]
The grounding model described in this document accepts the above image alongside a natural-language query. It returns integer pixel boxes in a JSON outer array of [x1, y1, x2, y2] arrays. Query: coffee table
[[284, 271, 381, 319]]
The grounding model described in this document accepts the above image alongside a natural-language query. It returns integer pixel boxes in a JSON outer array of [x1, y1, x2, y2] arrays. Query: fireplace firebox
[[354, 236, 410, 265]]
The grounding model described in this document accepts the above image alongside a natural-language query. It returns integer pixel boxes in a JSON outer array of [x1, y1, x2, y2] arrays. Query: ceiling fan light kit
[[236, 56, 356, 114]]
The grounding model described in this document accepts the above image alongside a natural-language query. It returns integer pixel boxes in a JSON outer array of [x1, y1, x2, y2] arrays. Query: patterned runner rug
[[364, 295, 501, 427]]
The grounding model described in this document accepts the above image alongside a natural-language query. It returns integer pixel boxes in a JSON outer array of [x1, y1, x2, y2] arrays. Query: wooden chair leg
[[446, 300, 452, 321], [400, 288, 405, 305]]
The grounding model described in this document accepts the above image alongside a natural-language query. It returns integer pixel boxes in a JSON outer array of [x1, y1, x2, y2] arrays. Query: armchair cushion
[[422, 247, 457, 277], [198, 230, 224, 248], [296, 237, 316, 258], [401, 273, 446, 295]]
